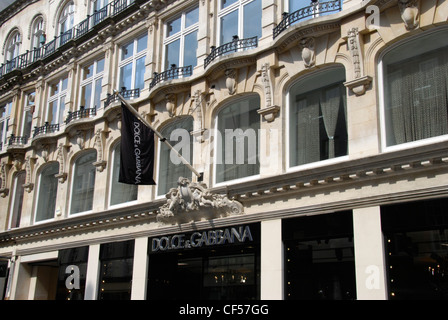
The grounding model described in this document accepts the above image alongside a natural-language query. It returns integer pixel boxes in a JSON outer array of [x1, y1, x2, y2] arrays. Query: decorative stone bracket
[[344, 76, 372, 96], [257, 105, 280, 122], [156, 177, 244, 224]]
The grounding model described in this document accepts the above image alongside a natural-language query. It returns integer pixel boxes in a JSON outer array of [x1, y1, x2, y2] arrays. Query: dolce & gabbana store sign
[[150, 224, 255, 253]]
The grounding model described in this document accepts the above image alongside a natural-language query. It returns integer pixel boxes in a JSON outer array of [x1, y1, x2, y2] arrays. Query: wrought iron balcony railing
[[204, 36, 258, 69], [33, 122, 60, 138], [65, 106, 97, 124], [0, 0, 137, 80], [149, 65, 193, 89], [273, 0, 342, 39], [8, 135, 29, 146], [104, 88, 140, 108]]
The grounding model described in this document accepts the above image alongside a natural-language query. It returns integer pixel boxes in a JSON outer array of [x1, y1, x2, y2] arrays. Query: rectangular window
[[35, 163, 59, 222], [98, 240, 134, 300], [80, 57, 104, 110], [289, 67, 347, 167], [47, 76, 68, 125], [22, 92, 35, 139], [9, 172, 26, 229], [0, 101, 11, 150], [215, 95, 260, 184], [218, 0, 261, 45], [383, 44, 448, 147], [164, 6, 199, 70], [118, 34, 147, 91]]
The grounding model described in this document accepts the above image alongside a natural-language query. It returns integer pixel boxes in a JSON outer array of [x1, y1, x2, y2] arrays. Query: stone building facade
[[0, 0, 447, 300]]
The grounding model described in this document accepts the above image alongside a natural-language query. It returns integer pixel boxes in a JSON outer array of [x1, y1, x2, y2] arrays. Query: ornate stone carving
[[55, 143, 67, 183], [299, 38, 315, 68], [157, 177, 244, 224], [93, 129, 107, 172], [0, 162, 8, 198], [23, 156, 34, 192], [344, 28, 372, 96], [225, 69, 237, 95], [398, 0, 419, 30], [257, 63, 280, 122], [165, 93, 176, 117]]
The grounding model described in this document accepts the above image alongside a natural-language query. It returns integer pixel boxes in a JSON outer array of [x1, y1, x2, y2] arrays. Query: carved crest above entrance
[[157, 177, 244, 224]]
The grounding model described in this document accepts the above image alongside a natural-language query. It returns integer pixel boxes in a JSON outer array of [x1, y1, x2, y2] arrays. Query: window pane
[[36, 163, 59, 222], [119, 63, 133, 90], [216, 96, 260, 183], [220, 9, 238, 44], [83, 63, 94, 80], [289, 67, 347, 167], [121, 41, 134, 60], [165, 40, 180, 69], [61, 77, 68, 91], [110, 143, 138, 206], [81, 83, 92, 108], [166, 16, 181, 37], [221, 0, 238, 9], [10, 172, 26, 228], [289, 0, 312, 13], [135, 57, 145, 90], [185, 6, 199, 28], [94, 78, 102, 109], [158, 117, 193, 196], [23, 110, 33, 138], [59, 97, 66, 124], [49, 100, 57, 124], [137, 34, 147, 53], [96, 58, 105, 73], [184, 31, 198, 68], [243, 0, 261, 39], [71, 151, 96, 214]]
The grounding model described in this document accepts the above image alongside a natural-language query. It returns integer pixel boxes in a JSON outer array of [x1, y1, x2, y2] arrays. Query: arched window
[[31, 16, 45, 50], [110, 142, 138, 206], [380, 28, 448, 148], [288, 66, 347, 167], [9, 171, 26, 229], [59, 1, 74, 35], [215, 95, 260, 183], [5, 30, 21, 62], [70, 150, 97, 214], [157, 116, 193, 196], [35, 162, 59, 222]]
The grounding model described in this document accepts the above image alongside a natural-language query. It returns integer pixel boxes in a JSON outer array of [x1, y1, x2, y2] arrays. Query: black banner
[[119, 102, 156, 185]]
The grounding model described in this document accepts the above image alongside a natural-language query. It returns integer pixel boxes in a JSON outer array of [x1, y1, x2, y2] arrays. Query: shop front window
[[56, 246, 89, 300], [148, 224, 260, 300], [382, 198, 448, 299], [98, 240, 134, 300], [283, 211, 356, 300]]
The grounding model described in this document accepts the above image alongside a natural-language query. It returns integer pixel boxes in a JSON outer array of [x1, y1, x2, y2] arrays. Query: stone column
[[84, 244, 100, 300], [131, 237, 149, 300]]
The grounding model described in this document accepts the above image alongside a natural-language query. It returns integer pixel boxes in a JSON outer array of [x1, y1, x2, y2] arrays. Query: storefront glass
[[98, 240, 134, 300], [382, 198, 448, 299], [56, 246, 89, 300], [147, 224, 260, 300], [283, 211, 356, 300]]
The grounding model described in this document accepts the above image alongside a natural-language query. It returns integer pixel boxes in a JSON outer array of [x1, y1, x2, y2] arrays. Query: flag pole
[[114, 90, 202, 179]]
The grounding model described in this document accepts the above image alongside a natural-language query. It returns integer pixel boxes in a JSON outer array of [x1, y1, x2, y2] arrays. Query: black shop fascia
[[147, 223, 260, 300]]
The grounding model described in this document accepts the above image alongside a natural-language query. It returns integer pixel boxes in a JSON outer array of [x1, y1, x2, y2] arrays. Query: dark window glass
[[283, 211, 356, 300], [56, 246, 89, 300]]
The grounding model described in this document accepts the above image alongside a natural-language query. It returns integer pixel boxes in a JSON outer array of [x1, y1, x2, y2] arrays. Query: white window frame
[[0, 101, 12, 151], [31, 17, 44, 50], [79, 57, 104, 110], [5, 31, 21, 62], [21, 92, 35, 139], [285, 66, 349, 173], [217, 0, 261, 46], [46, 76, 68, 125], [69, 150, 97, 216], [34, 162, 59, 224], [378, 27, 448, 154], [118, 33, 147, 92], [59, 1, 75, 34], [163, 5, 199, 70], [212, 95, 261, 187]]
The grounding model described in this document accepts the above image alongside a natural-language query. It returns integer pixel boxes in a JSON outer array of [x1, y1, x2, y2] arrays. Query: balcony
[[104, 88, 140, 108], [149, 65, 193, 89], [204, 36, 258, 69], [65, 106, 97, 125], [33, 122, 60, 138], [273, 0, 342, 39]]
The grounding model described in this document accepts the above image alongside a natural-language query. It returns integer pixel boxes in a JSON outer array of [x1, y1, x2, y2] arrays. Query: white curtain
[[296, 93, 320, 165], [386, 50, 448, 145], [320, 86, 341, 159]]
